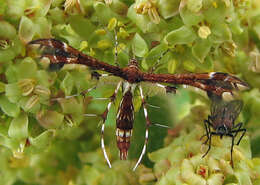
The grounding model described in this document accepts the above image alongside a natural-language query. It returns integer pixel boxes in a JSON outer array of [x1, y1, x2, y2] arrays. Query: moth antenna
[[114, 29, 119, 67], [100, 81, 122, 168], [133, 85, 151, 171], [101, 25, 129, 58], [130, 44, 136, 60]]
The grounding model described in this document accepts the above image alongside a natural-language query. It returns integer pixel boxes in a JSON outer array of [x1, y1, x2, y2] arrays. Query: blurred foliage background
[[0, 0, 260, 184]]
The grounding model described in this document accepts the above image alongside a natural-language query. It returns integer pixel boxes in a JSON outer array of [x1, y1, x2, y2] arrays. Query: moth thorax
[[116, 128, 133, 160]]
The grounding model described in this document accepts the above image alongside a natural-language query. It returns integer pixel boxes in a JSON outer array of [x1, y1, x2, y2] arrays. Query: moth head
[[128, 58, 139, 68]]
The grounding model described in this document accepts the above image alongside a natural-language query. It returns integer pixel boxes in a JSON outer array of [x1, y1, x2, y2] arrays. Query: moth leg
[[100, 81, 122, 168], [65, 86, 97, 99], [133, 85, 151, 171], [155, 83, 177, 94], [148, 49, 169, 73], [91, 71, 113, 81], [65, 71, 112, 99], [50, 85, 97, 102]]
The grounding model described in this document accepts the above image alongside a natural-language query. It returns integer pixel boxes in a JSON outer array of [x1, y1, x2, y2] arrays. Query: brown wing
[[225, 100, 243, 123], [29, 38, 123, 75], [29, 39, 249, 96], [142, 72, 248, 96], [210, 96, 226, 121]]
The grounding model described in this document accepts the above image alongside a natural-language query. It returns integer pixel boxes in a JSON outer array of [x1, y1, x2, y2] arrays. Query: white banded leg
[[101, 81, 122, 168], [91, 71, 112, 80], [51, 86, 97, 101], [149, 49, 169, 73], [63, 73, 111, 100], [155, 83, 177, 94], [133, 85, 151, 171], [64, 86, 97, 99]]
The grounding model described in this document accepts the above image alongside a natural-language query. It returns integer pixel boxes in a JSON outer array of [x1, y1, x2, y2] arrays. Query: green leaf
[[145, 43, 168, 67], [34, 0, 52, 17], [23, 95, 40, 112], [30, 130, 54, 150], [8, 112, 28, 140], [164, 26, 197, 45], [18, 16, 35, 43], [0, 21, 16, 39], [127, 4, 159, 33], [234, 168, 252, 185], [36, 110, 64, 129], [180, 3, 204, 26], [0, 49, 16, 63], [33, 17, 52, 38], [60, 72, 74, 96], [0, 135, 19, 150], [17, 57, 38, 79], [132, 33, 148, 57], [192, 39, 212, 63], [168, 59, 177, 74], [69, 15, 96, 40], [204, 2, 226, 24], [187, 0, 202, 13], [82, 165, 102, 185], [196, 55, 213, 71], [149, 146, 172, 162], [210, 23, 232, 43], [183, 60, 196, 72], [0, 0, 7, 15], [48, 7, 65, 24], [36, 70, 55, 87], [0, 82, 5, 93], [0, 95, 20, 117], [93, 2, 119, 24], [5, 0, 26, 21], [157, 0, 181, 19], [58, 97, 84, 115], [5, 83, 22, 103], [5, 65, 18, 83]]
